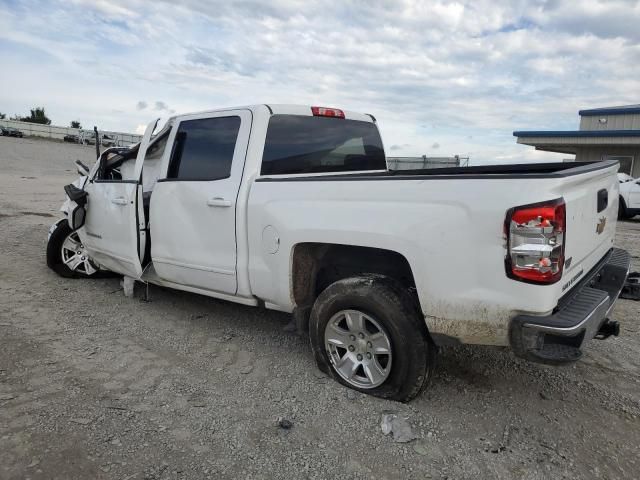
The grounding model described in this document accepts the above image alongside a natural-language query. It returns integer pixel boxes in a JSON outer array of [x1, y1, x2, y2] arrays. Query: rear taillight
[[311, 106, 345, 118], [505, 198, 566, 284]]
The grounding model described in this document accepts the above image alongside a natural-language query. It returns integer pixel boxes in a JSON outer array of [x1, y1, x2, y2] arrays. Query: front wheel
[[47, 221, 99, 278], [309, 275, 436, 402]]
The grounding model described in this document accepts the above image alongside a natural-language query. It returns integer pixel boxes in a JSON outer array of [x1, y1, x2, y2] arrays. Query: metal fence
[[0, 119, 142, 147], [387, 155, 469, 170]]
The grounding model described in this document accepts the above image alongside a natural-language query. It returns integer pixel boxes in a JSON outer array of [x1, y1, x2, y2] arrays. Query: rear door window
[[261, 115, 386, 175], [168, 116, 241, 181]]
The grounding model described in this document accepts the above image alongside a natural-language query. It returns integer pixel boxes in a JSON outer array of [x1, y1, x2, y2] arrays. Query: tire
[[46, 221, 99, 278], [618, 197, 635, 220], [309, 274, 436, 402], [618, 197, 627, 220]]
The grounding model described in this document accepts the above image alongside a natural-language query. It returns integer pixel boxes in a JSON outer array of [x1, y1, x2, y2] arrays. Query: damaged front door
[[78, 119, 158, 278]]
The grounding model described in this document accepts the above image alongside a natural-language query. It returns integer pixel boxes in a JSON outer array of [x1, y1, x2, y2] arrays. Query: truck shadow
[[70, 274, 634, 408], [139, 280, 560, 398]]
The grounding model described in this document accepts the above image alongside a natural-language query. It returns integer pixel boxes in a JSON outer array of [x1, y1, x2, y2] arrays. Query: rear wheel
[[324, 309, 393, 389], [47, 221, 99, 278], [309, 275, 436, 402]]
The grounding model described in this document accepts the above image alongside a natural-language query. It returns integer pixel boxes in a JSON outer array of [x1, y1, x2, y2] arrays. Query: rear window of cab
[[261, 115, 386, 175]]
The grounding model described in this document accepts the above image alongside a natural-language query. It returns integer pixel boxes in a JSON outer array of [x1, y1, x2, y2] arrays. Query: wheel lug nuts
[[81, 256, 86, 260], [349, 335, 356, 341], [358, 332, 365, 339], [366, 353, 372, 359], [367, 341, 372, 348], [356, 354, 363, 361], [348, 345, 355, 352]]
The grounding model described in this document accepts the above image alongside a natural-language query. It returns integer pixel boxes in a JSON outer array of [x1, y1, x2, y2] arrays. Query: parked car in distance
[[80, 131, 117, 147], [618, 173, 635, 183], [618, 174, 640, 219], [1, 126, 24, 137], [101, 134, 116, 147], [46, 104, 630, 402], [79, 131, 98, 145]]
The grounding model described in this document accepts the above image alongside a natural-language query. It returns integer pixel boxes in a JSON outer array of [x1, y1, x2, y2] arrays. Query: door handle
[[111, 197, 128, 205], [207, 197, 232, 207]]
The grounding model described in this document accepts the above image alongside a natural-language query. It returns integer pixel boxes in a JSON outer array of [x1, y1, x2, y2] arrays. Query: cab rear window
[[261, 115, 386, 175]]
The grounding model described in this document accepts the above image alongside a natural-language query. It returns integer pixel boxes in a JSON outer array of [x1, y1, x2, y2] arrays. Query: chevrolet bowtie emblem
[[596, 216, 607, 235]]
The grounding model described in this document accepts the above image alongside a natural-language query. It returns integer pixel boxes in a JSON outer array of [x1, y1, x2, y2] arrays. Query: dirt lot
[[0, 136, 639, 480]]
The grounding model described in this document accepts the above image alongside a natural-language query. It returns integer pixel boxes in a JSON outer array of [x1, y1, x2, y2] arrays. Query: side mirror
[[64, 183, 88, 205], [69, 204, 86, 230], [64, 183, 89, 230]]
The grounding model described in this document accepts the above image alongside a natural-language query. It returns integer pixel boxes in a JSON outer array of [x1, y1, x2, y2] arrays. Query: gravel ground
[[1, 136, 639, 480]]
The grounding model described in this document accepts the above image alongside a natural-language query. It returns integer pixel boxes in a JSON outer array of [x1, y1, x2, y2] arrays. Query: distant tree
[[70, 120, 82, 129], [19, 107, 51, 125], [0, 112, 5, 119]]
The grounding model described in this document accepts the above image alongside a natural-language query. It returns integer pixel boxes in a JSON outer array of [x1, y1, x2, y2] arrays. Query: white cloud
[[69, 0, 138, 19], [154, 101, 169, 111], [0, 0, 638, 163]]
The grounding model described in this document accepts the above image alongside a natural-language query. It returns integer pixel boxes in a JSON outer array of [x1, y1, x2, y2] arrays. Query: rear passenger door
[[149, 110, 251, 294]]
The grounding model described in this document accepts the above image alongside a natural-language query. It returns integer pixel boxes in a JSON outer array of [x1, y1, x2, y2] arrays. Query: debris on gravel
[[121, 276, 135, 297], [69, 417, 93, 425], [381, 412, 417, 443], [277, 417, 294, 430]]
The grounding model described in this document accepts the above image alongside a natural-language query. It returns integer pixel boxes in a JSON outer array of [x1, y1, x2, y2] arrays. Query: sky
[[1, 0, 639, 164]]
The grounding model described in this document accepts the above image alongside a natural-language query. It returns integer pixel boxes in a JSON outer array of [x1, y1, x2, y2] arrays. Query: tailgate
[[559, 164, 619, 285]]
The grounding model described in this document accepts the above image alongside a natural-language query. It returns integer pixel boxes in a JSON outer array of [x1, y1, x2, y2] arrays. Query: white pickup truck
[[47, 104, 631, 402]]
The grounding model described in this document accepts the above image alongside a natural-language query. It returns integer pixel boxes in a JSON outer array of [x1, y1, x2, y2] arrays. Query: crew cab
[[46, 105, 631, 401]]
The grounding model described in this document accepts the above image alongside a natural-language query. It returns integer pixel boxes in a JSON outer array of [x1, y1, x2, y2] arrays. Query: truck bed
[[249, 159, 620, 346], [256, 160, 618, 182]]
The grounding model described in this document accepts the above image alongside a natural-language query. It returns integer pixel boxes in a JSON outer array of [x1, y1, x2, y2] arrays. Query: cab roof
[[168, 104, 375, 124]]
